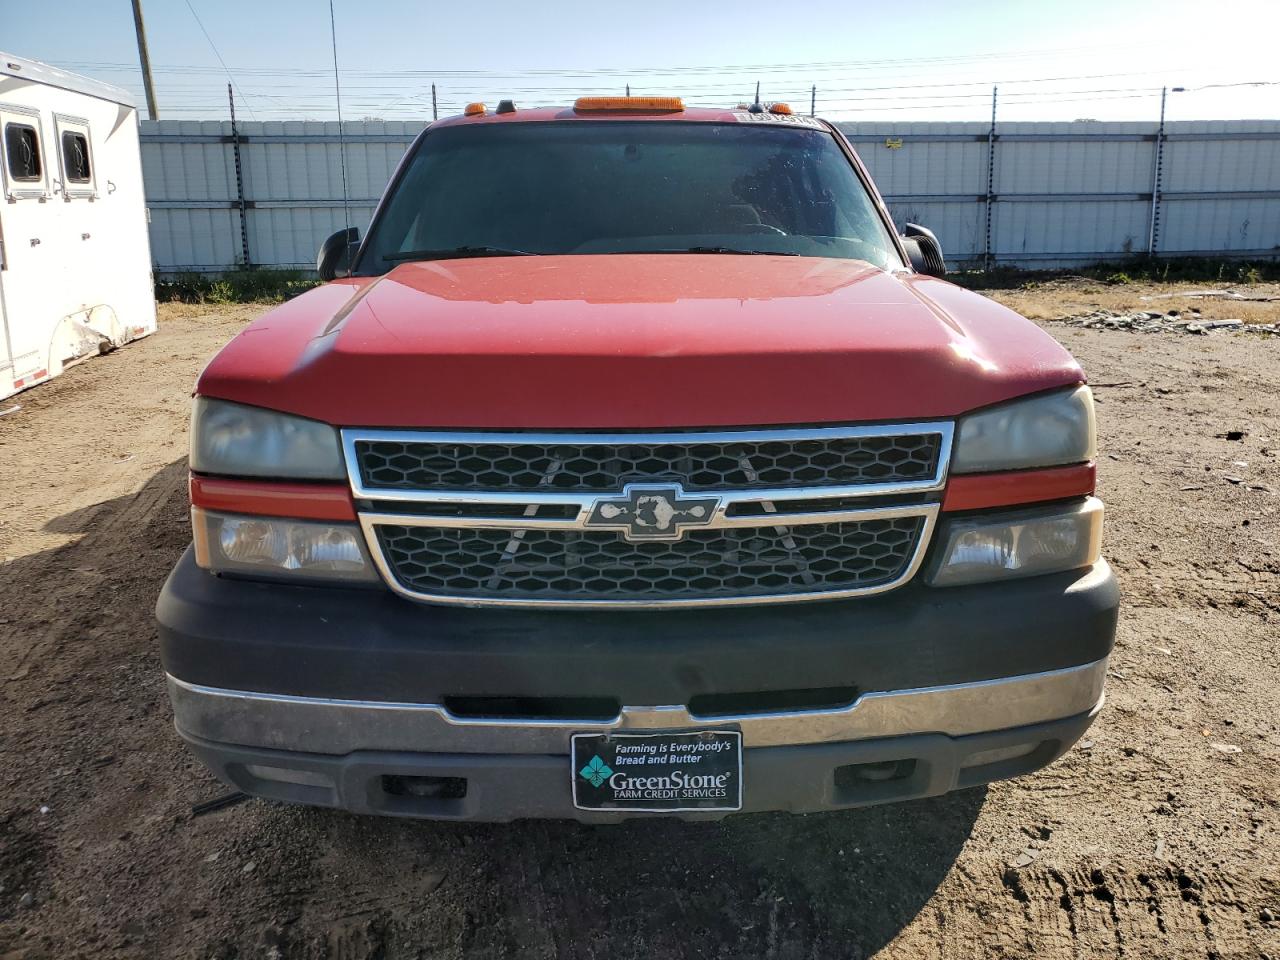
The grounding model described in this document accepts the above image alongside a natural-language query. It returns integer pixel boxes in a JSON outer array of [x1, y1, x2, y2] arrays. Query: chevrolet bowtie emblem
[[584, 484, 721, 542]]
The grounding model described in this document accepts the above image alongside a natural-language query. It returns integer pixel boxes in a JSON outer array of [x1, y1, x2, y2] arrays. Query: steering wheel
[[741, 223, 788, 236]]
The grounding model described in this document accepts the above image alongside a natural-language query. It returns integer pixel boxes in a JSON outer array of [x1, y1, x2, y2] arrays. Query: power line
[[71, 59, 1272, 112], [328, 0, 351, 263], [53, 41, 1152, 81], [80, 46, 1274, 122], [824, 91, 1174, 112], [182, 0, 258, 120], [105, 74, 1264, 103]]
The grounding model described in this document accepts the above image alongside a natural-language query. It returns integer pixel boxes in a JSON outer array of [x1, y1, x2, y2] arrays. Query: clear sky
[[5, 0, 1278, 123]]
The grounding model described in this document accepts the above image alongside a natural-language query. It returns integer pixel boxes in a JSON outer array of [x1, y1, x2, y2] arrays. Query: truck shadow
[[443, 788, 986, 957], [288, 786, 987, 958], [1, 459, 986, 960]]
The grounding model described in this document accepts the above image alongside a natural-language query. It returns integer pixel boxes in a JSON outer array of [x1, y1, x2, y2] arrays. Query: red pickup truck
[[157, 98, 1115, 821]]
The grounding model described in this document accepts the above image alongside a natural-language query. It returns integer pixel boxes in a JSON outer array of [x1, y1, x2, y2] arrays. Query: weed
[[953, 256, 1280, 291], [155, 269, 320, 304]]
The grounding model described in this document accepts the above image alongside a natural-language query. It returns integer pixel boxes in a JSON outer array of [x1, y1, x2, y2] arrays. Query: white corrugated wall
[[140, 118, 1280, 272], [143, 120, 425, 272]]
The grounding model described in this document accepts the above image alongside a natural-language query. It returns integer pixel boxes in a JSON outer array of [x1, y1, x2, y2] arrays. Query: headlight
[[927, 498, 1103, 587], [190, 397, 344, 480], [192, 507, 377, 583], [951, 386, 1095, 474]]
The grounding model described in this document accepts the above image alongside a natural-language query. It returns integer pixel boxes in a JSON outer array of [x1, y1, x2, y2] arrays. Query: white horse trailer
[[0, 53, 156, 401]]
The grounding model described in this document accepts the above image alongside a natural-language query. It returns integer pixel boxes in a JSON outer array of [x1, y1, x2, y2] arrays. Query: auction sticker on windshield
[[572, 731, 743, 812], [732, 111, 823, 129]]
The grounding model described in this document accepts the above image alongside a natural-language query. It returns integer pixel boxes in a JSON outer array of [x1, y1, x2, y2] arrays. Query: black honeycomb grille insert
[[355, 433, 941, 493], [376, 517, 924, 602]]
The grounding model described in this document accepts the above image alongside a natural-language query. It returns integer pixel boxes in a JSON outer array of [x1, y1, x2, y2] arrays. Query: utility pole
[[131, 0, 159, 120]]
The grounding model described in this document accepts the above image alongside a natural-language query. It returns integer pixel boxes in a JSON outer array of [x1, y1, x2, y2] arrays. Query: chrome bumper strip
[[167, 657, 1107, 756]]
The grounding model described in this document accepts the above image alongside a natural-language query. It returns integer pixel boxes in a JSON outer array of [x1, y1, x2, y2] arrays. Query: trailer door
[[0, 103, 54, 395]]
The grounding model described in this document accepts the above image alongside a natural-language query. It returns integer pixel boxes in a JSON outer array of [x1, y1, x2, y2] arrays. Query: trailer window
[[4, 123, 42, 182], [61, 131, 91, 182]]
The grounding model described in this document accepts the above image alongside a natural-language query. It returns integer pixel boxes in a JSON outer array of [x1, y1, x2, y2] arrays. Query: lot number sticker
[[732, 111, 823, 129]]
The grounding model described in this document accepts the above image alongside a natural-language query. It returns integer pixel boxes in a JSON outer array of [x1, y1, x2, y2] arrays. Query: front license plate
[[571, 730, 743, 813]]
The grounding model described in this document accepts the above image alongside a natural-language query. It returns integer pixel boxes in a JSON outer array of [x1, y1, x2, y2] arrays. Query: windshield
[[356, 120, 903, 273]]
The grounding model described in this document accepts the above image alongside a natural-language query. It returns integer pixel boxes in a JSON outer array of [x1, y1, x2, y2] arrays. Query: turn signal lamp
[[464, 102, 486, 116], [574, 96, 684, 112], [769, 103, 794, 115]]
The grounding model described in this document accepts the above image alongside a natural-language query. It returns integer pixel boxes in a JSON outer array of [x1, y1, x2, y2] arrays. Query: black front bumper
[[159, 553, 1116, 820], [157, 549, 1118, 705]]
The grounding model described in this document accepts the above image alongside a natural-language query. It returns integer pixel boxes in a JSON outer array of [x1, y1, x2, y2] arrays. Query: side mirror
[[317, 227, 360, 281], [900, 223, 946, 277]]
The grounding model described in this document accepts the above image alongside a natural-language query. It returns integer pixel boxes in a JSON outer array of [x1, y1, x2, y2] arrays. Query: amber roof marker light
[[464, 102, 486, 116], [574, 96, 685, 112]]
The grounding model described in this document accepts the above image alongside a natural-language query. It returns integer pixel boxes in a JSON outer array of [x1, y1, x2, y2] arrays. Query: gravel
[[1053, 308, 1279, 335]]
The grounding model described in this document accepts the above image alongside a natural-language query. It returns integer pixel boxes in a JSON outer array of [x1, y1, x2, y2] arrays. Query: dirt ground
[[1, 291, 1277, 960]]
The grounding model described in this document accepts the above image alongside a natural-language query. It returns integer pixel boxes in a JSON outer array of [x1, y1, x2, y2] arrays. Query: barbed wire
[[60, 49, 1275, 121]]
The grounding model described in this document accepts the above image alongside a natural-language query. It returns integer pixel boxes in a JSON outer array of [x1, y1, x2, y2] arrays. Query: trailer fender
[[46, 304, 122, 377]]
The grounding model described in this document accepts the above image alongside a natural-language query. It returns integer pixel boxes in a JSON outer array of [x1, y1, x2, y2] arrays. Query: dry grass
[[982, 277, 1280, 325]]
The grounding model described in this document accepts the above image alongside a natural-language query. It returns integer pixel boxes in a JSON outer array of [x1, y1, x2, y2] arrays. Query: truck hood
[[197, 255, 1083, 428]]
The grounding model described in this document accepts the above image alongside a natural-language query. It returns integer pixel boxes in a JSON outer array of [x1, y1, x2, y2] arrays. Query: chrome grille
[[376, 517, 926, 603], [344, 424, 951, 609], [354, 432, 941, 492]]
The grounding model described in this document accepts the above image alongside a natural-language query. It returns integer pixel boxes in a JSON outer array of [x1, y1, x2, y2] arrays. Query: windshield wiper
[[623, 246, 800, 256], [384, 245, 535, 262]]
